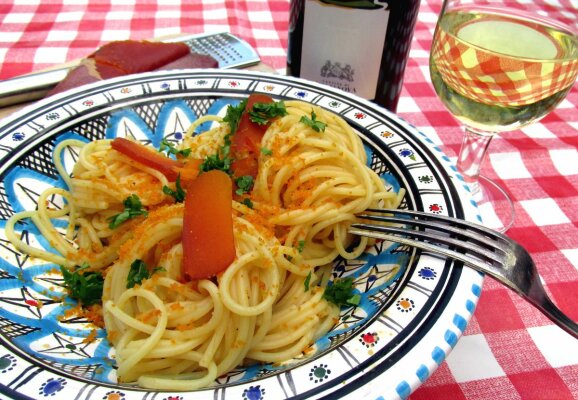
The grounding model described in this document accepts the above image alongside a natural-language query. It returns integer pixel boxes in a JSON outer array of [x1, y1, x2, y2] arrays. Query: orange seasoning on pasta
[[182, 170, 236, 280]]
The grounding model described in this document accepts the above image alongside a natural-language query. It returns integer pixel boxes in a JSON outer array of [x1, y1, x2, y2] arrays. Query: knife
[[0, 32, 261, 108]]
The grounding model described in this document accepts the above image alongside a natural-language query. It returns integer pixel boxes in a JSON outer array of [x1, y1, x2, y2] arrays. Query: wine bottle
[[287, 0, 421, 112]]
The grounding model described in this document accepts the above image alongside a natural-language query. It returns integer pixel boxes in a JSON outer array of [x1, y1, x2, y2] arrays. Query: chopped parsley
[[108, 194, 148, 229], [260, 147, 273, 156], [201, 98, 286, 174], [249, 101, 288, 125], [297, 240, 305, 253], [242, 198, 254, 209], [126, 259, 165, 288], [163, 174, 186, 202], [159, 138, 192, 158], [304, 271, 312, 292], [200, 134, 232, 174], [235, 175, 254, 196], [323, 277, 359, 307], [300, 110, 327, 133], [347, 293, 361, 306], [223, 99, 247, 134], [60, 263, 104, 306]]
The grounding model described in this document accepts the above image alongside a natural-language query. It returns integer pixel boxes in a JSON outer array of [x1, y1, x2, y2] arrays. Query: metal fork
[[349, 208, 578, 339]]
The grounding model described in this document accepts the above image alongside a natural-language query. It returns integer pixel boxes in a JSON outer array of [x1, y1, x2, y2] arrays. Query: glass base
[[469, 175, 515, 233]]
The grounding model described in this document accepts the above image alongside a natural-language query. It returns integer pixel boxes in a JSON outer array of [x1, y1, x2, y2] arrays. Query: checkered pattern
[[431, 25, 578, 106], [0, 0, 289, 79], [1, 0, 577, 399]]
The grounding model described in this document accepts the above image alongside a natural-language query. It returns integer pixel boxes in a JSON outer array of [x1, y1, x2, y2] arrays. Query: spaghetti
[[6, 97, 403, 390]]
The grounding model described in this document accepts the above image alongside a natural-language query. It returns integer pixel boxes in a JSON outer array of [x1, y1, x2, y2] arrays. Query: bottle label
[[300, 0, 390, 99]]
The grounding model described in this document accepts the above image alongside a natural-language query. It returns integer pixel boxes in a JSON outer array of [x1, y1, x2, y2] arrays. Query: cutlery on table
[[350, 208, 578, 339], [0, 32, 261, 108]]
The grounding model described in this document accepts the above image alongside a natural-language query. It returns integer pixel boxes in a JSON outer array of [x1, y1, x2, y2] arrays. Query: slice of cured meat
[[48, 40, 218, 96], [92, 40, 190, 78], [158, 53, 218, 71], [46, 60, 101, 95]]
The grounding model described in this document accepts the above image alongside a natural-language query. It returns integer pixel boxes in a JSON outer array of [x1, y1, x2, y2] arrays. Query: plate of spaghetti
[[0, 70, 482, 400]]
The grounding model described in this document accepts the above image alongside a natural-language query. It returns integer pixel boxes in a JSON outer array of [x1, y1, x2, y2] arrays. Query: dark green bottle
[[287, 0, 421, 112]]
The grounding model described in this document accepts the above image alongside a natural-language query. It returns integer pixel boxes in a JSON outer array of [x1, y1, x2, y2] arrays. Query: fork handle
[[534, 296, 578, 339]]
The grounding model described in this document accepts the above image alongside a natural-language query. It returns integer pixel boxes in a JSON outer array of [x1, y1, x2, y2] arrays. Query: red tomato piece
[[231, 156, 259, 180], [230, 93, 274, 179], [174, 158, 203, 187], [182, 170, 236, 280], [111, 138, 185, 181]]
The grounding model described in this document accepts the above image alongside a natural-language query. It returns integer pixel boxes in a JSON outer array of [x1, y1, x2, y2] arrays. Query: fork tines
[[351, 209, 578, 339], [349, 208, 507, 267]]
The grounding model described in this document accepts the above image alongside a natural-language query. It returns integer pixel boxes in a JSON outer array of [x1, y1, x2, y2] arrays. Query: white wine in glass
[[430, 1, 578, 231]]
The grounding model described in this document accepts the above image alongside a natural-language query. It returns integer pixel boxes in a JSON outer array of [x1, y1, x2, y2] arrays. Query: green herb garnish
[[200, 134, 232, 174], [126, 259, 165, 288], [260, 147, 273, 156], [300, 110, 327, 132], [249, 101, 288, 125], [159, 138, 192, 158], [347, 293, 361, 306], [297, 239, 305, 253], [223, 99, 247, 134], [235, 175, 254, 196], [323, 277, 359, 307], [304, 271, 312, 292], [242, 198, 254, 209], [108, 194, 148, 229], [60, 263, 104, 305], [163, 174, 186, 202]]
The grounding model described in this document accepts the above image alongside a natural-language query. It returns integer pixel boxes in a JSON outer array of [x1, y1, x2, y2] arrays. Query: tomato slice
[[182, 170, 235, 280], [230, 93, 274, 179], [174, 158, 203, 187], [111, 138, 202, 182], [231, 156, 259, 180], [111, 138, 182, 180]]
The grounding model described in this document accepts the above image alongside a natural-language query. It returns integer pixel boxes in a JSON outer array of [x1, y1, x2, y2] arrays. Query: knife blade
[[0, 32, 261, 108]]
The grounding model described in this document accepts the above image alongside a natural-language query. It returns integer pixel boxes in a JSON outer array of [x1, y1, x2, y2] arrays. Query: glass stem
[[456, 127, 495, 190]]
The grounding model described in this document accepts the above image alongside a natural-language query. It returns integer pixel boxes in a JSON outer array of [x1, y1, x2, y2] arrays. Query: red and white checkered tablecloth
[[1, 0, 577, 399]]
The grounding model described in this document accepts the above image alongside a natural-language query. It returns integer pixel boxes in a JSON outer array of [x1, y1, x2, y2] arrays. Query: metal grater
[[165, 32, 260, 69], [0, 32, 261, 107]]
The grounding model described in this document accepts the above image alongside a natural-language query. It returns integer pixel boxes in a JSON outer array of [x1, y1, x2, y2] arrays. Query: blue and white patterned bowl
[[0, 70, 483, 400]]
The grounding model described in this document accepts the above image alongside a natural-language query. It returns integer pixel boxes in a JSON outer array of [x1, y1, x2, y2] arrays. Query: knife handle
[[0, 68, 70, 108], [0, 32, 261, 109]]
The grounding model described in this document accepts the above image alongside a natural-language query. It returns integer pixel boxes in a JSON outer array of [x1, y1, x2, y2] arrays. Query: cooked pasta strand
[[5, 98, 402, 390]]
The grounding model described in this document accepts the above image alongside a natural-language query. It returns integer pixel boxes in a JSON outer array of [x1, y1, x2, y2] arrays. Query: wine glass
[[429, 0, 578, 232]]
